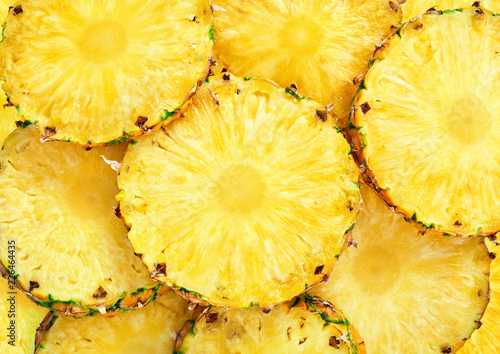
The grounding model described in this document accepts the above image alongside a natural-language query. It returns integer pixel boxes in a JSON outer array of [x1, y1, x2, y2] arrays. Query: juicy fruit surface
[[118, 74, 360, 308], [460, 238, 500, 353], [38, 291, 191, 353], [0, 0, 213, 145], [0, 0, 14, 20], [212, 0, 401, 127], [0, 125, 158, 313], [0, 84, 18, 146], [176, 296, 365, 353], [309, 185, 490, 353], [0, 277, 49, 353], [401, 0, 500, 21], [350, 7, 500, 236]]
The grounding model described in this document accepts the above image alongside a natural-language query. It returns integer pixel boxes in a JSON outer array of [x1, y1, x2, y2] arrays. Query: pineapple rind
[[349, 6, 500, 237], [460, 238, 500, 353], [175, 295, 366, 353], [309, 185, 491, 353], [0, 125, 163, 317], [119, 73, 361, 308], [401, 0, 500, 22], [37, 291, 192, 353], [0, 0, 214, 146], [212, 0, 401, 128], [0, 277, 50, 353]]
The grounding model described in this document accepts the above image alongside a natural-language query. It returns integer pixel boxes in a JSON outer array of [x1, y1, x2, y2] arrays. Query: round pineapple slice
[[0, 0, 214, 146], [0, 84, 18, 146], [211, 0, 401, 128], [118, 74, 361, 308], [401, 0, 500, 22], [0, 277, 52, 353], [460, 237, 500, 353], [309, 185, 491, 353], [349, 6, 500, 236], [37, 291, 191, 353], [175, 295, 365, 353], [0, 124, 164, 316]]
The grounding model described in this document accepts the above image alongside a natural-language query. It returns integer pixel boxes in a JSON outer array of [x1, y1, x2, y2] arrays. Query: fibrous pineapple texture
[[0, 85, 18, 146], [118, 74, 360, 308], [0, 277, 51, 353], [0, 125, 162, 316], [0, 0, 214, 145], [37, 291, 191, 353], [212, 0, 401, 127], [349, 6, 500, 236], [401, 0, 500, 22], [175, 296, 366, 353], [460, 238, 500, 353], [309, 185, 490, 353]]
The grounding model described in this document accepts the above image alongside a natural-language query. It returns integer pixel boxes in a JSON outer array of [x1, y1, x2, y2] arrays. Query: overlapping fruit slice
[[309, 185, 491, 353], [175, 295, 365, 353], [349, 6, 500, 236], [211, 0, 401, 127], [0, 125, 163, 316], [118, 73, 360, 308], [0, 0, 214, 145], [401, 0, 500, 22], [0, 85, 18, 146], [37, 291, 191, 353], [0, 277, 51, 353], [460, 238, 499, 353]]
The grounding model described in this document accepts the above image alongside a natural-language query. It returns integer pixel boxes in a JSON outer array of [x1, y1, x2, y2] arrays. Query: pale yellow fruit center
[[356, 244, 401, 294], [279, 16, 322, 54], [79, 21, 128, 63], [446, 95, 490, 144], [215, 164, 267, 213]]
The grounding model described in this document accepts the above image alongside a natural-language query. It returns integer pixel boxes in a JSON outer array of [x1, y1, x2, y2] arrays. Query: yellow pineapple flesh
[[460, 238, 500, 353], [118, 73, 360, 308], [0, 277, 51, 353], [0, 84, 18, 146], [308, 185, 491, 353], [212, 0, 401, 127], [0, 125, 161, 316], [175, 296, 366, 353], [0, 0, 213, 145], [37, 291, 191, 353], [349, 6, 500, 236]]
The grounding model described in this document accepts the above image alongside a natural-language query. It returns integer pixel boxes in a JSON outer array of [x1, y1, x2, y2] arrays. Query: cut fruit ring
[[118, 73, 361, 308], [0, 0, 214, 146], [349, 6, 500, 236], [0, 125, 163, 316]]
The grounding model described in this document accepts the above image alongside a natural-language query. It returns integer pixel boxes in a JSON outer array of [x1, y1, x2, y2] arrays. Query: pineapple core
[[279, 16, 322, 55], [446, 96, 490, 144], [79, 21, 128, 63], [215, 164, 266, 213]]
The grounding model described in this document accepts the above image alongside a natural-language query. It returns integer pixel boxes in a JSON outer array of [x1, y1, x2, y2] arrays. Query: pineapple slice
[[349, 6, 500, 236], [0, 277, 52, 353], [174, 295, 365, 353], [37, 291, 191, 353], [118, 73, 360, 308], [0, 124, 163, 316], [460, 237, 500, 353], [0, 84, 18, 146], [309, 185, 491, 353], [211, 0, 401, 128], [401, 0, 500, 22], [0, 0, 14, 20], [0, 0, 213, 146]]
